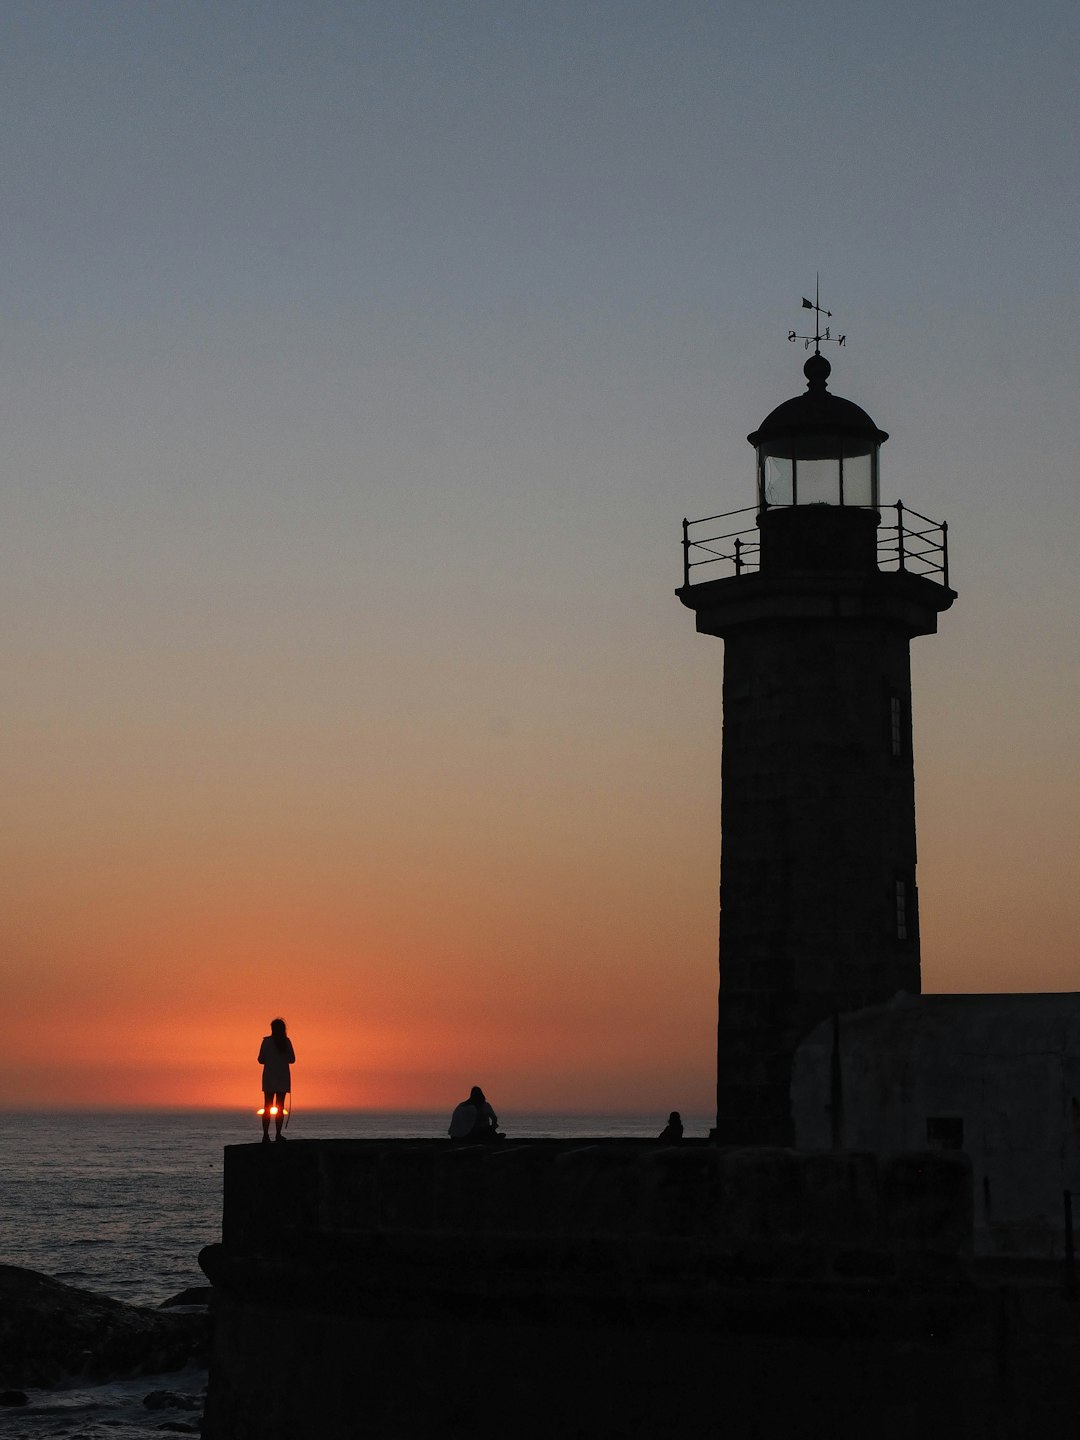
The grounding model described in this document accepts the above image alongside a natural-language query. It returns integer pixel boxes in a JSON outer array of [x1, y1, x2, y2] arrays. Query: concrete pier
[[193, 1138, 1071, 1440]]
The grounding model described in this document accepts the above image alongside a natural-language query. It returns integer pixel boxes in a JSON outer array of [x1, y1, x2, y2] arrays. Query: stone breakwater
[[0, 1265, 209, 1389], [198, 1139, 1080, 1440], [209, 1137, 975, 1268]]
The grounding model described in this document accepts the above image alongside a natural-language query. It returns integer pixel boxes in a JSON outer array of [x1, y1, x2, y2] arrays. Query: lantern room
[[748, 352, 886, 510]]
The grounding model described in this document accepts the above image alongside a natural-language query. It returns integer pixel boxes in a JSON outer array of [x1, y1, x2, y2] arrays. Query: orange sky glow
[[4, 4, 1078, 1115]]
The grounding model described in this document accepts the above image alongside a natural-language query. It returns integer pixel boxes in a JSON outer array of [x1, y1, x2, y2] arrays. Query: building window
[[895, 876, 910, 942], [893, 871, 918, 945], [927, 1117, 964, 1150], [890, 694, 904, 758]]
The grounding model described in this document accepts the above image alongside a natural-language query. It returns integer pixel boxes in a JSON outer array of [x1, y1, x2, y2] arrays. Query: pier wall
[[198, 1139, 1077, 1439]]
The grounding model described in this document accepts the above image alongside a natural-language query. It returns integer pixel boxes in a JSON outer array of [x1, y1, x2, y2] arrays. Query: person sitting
[[448, 1085, 500, 1143], [658, 1110, 684, 1143]]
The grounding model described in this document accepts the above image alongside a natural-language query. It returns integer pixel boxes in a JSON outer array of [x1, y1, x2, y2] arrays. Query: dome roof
[[747, 354, 888, 450]]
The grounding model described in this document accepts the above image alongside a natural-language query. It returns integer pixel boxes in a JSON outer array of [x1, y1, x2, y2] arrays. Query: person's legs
[[262, 1092, 273, 1141], [273, 1091, 286, 1139]]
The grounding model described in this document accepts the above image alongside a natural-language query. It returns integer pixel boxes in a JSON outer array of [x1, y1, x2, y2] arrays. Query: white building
[[792, 991, 1080, 1256]]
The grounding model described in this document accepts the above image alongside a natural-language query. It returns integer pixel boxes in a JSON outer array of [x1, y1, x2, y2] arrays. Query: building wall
[[681, 505, 952, 1147], [792, 992, 1080, 1256], [200, 1138, 977, 1439], [718, 616, 921, 1143]]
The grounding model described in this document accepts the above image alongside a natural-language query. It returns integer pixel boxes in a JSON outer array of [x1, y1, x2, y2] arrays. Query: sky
[[3, 0, 1078, 1113]]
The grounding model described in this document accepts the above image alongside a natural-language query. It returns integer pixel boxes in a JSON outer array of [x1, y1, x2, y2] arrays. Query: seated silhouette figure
[[448, 1085, 501, 1143], [658, 1110, 684, 1143]]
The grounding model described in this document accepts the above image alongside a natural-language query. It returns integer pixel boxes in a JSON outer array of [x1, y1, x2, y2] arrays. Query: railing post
[[682, 518, 690, 588], [734, 536, 742, 576], [941, 520, 949, 589], [896, 499, 906, 571]]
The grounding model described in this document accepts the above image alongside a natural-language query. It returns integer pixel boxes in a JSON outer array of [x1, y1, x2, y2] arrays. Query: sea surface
[[1, 1109, 707, 1437]]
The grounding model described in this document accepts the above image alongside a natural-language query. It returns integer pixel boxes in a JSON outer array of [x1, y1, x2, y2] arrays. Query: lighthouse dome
[[747, 355, 886, 508]]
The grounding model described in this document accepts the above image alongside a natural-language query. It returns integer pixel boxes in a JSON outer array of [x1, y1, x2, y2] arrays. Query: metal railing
[[681, 501, 950, 590]]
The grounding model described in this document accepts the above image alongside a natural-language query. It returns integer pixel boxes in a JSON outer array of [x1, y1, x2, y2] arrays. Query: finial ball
[[804, 353, 831, 391]]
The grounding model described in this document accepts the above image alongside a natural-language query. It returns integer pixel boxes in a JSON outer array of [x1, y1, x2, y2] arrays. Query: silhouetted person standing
[[258, 1018, 295, 1143], [448, 1085, 499, 1143], [658, 1111, 684, 1143]]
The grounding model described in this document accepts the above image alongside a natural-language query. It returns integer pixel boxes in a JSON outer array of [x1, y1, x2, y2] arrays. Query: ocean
[[1, 1109, 707, 1437]]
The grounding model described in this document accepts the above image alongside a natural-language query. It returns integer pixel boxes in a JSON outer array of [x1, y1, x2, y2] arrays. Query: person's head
[[669, 1111, 681, 1124], [469, 1086, 485, 1105], [271, 1017, 287, 1039]]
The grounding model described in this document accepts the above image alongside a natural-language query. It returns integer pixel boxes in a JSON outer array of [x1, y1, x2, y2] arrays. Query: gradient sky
[[3, 0, 1078, 1112]]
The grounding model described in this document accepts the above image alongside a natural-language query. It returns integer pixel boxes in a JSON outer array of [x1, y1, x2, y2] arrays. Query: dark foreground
[[196, 1137, 1080, 1439]]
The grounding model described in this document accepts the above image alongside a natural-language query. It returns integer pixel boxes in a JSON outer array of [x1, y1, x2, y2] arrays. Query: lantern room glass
[[757, 440, 879, 509]]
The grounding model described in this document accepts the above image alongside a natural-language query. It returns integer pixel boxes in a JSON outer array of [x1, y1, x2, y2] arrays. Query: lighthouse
[[679, 310, 955, 1146]]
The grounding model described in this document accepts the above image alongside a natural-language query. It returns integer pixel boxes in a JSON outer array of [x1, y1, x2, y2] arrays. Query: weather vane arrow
[[788, 274, 846, 353]]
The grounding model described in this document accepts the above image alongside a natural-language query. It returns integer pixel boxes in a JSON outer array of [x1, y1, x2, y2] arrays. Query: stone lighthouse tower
[[679, 320, 955, 1146]]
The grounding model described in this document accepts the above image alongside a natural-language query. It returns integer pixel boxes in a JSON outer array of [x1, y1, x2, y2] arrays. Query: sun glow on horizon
[[2, 2, 1077, 1118]]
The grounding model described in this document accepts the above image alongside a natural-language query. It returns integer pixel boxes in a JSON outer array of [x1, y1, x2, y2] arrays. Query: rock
[[0, 1389, 29, 1405], [144, 1388, 204, 1410], [0, 1265, 210, 1389], [160, 1286, 213, 1309]]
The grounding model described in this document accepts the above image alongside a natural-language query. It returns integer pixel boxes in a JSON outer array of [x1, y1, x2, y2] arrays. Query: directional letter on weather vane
[[788, 276, 846, 353]]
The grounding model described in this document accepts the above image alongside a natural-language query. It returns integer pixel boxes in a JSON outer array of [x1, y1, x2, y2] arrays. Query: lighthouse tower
[[679, 321, 955, 1146]]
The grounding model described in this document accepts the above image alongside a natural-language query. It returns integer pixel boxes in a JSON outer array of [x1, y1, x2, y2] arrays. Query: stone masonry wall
[[197, 1140, 1002, 1440]]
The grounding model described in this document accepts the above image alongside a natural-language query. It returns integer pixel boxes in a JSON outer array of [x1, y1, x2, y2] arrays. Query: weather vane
[[788, 274, 845, 353]]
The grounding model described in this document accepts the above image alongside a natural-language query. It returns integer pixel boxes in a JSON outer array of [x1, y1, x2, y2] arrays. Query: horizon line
[[3, 1104, 709, 1117]]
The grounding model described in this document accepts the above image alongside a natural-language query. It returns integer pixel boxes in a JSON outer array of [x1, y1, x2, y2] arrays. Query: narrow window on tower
[[888, 692, 906, 758], [895, 875, 910, 942]]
